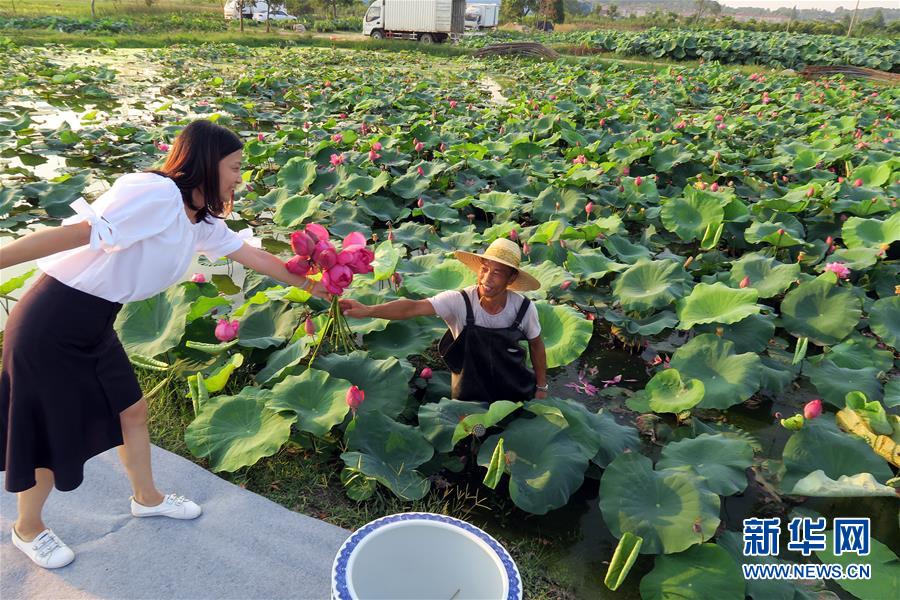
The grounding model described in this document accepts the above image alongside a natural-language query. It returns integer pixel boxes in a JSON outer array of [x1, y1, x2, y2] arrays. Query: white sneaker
[[11, 526, 75, 569], [130, 493, 202, 520]]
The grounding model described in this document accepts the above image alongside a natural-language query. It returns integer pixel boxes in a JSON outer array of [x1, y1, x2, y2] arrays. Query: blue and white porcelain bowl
[[332, 512, 522, 600]]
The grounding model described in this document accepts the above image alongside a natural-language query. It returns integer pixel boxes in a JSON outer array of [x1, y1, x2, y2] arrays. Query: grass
[[137, 366, 578, 599], [1, 0, 221, 18]]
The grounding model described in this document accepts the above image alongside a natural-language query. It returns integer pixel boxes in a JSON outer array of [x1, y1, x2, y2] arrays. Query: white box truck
[[464, 3, 499, 30], [362, 0, 466, 44]]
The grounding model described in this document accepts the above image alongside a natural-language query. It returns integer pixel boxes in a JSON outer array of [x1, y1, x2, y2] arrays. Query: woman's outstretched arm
[[0, 221, 91, 270]]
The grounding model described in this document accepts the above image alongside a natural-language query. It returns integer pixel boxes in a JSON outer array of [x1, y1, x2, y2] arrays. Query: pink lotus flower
[[853, 178, 863, 187], [739, 276, 751, 288], [285, 255, 313, 276], [329, 153, 344, 167], [717, 123, 726, 130], [346, 385, 365, 415], [369, 150, 381, 162], [190, 273, 206, 284], [803, 399, 822, 420], [560, 280, 572, 290], [257, 133, 265, 142], [807, 187, 815, 197], [157, 142, 169, 152], [305, 223, 329, 243], [371, 142, 382, 151], [339, 113, 347, 119], [439, 142, 447, 152], [522, 242, 530, 255], [291, 230, 316, 257], [675, 121, 687, 129], [323, 264, 353, 295], [343, 231, 367, 249], [197, 100, 209, 106], [304, 121, 312, 130], [417, 166, 425, 177], [391, 272, 403, 286], [414, 141, 425, 152], [566, 369, 599, 396], [449, 100, 457, 109], [824, 262, 850, 279], [332, 134, 343, 144], [622, 166, 630, 176], [585, 201, 594, 215], [304, 318, 316, 337], [572, 155, 587, 165], [421, 367, 433, 379], [509, 229, 518, 241], [714, 114, 723, 122], [313, 241, 339, 270], [417, 198, 424, 208], [215, 319, 239, 342]]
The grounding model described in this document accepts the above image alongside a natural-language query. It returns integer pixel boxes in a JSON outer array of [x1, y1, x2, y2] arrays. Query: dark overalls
[[438, 290, 536, 403]]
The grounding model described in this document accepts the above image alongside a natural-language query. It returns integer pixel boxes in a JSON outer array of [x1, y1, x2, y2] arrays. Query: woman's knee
[[120, 399, 148, 429]]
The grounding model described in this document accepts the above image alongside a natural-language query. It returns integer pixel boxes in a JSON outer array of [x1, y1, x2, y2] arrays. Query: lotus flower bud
[[635, 176, 643, 187], [739, 276, 750, 288], [215, 319, 239, 342], [346, 385, 365, 414], [561, 280, 572, 290], [391, 272, 403, 286], [803, 399, 822, 420], [710, 182, 719, 192], [509, 229, 518, 241], [191, 273, 206, 283], [257, 133, 265, 142], [414, 141, 425, 152], [304, 318, 316, 337], [585, 202, 594, 215], [421, 367, 433, 380]]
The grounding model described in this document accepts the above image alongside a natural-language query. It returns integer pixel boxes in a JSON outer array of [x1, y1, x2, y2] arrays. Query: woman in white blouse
[[0, 119, 328, 569]]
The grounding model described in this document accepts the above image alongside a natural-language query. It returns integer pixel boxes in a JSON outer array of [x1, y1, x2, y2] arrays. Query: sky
[[717, 0, 896, 10]]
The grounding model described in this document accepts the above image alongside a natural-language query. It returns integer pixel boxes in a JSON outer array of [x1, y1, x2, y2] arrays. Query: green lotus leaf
[[821, 333, 894, 372], [744, 217, 806, 248], [826, 247, 881, 271], [313, 350, 415, 419], [869, 295, 900, 350], [645, 368, 706, 414], [815, 531, 900, 600], [657, 433, 754, 496], [604, 309, 680, 337], [0, 268, 36, 296], [531, 185, 586, 221], [841, 211, 900, 249], [718, 531, 811, 600], [697, 313, 776, 354], [535, 301, 594, 369], [472, 190, 521, 215], [390, 171, 431, 199], [420, 202, 460, 225], [612, 259, 691, 313], [23, 172, 90, 218], [333, 170, 390, 197], [371, 240, 401, 282], [255, 338, 312, 384], [273, 193, 322, 227], [676, 282, 762, 329], [341, 412, 433, 501], [803, 359, 882, 407], [237, 301, 300, 349], [418, 398, 491, 453], [660, 190, 724, 241], [780, 273, 861, 346], [277, 157, 317, 193], [267, 368, 352, 437], [116, 285, 193, 357], [604, 532, 643, 592], [587, 409, 642, 468], [727, 253, 800, 299], [884, 378, 900, 409], [525, 397, 621, 461], [850, 162, 892, 187], [477, 414, 589, 515], [639, 544, 744, 600], [599, 452, 721, 555], [526, 260, 570, 292], [603, 234, 652, 263], [565, 250, 627, 281], [791, 470, 899, 497], [780, 416, 893, 493], [185, 386, 293, 473], [363, 317, 443, 360], [454, 400, 522, 446], [670, 334, 761, 410], [203, 353, 244, 393], [843, 391, 892, 435], [402, 261, 476, 297]]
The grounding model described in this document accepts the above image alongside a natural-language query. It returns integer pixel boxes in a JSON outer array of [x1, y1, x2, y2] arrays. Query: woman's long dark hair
[[149, 120, 243, 224]]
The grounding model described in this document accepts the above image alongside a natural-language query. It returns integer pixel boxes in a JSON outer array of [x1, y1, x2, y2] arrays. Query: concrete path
[[1, 445, 350, 599]]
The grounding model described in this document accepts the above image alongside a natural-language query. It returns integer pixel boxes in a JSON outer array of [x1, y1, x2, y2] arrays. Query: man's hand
[[535, 390, 549, 399], [308, 280, 332, 300], [339, 298, 371, 318]]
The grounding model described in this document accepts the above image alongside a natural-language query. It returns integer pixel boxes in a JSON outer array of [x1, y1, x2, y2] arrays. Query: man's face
[[477, 259, 517, 299]]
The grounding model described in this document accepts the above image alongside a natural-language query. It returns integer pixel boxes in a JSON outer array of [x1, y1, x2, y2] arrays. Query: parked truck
[[362, 0, 466, 44], [464, 3, 499, 30]]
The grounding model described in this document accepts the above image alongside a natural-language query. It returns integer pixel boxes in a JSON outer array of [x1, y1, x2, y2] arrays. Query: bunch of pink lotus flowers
[[287, 223, 374, 360]]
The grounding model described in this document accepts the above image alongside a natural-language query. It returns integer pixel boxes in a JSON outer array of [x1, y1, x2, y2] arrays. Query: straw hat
[[454, 238, 541, 292]]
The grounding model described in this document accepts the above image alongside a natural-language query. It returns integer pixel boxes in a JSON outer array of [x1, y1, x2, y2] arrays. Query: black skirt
[[1, 273, 143, 493]]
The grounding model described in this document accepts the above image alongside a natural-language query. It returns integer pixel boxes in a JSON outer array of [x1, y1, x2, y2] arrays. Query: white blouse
[[37, 172, 246, 304]]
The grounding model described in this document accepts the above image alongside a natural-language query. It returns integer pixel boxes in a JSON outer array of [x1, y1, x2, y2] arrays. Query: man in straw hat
[[340, 238, 548, 403]]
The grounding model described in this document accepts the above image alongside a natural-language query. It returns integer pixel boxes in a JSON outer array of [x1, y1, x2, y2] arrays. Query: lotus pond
[[1, 43, 898, 599]]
